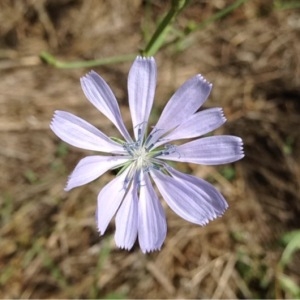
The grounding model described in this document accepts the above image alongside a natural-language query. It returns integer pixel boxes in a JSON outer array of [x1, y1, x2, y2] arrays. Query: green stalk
[[40, 0, 190, 68], [39, 52, 136, 69], [161, 0, 249, 51], [274, 0, 300, 10], [142, 0, 190, 56], [195, 0, 249, 31], [39, 0, 247, 69]]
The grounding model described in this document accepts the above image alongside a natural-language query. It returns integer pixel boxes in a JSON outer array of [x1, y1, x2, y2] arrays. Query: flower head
[[50, 56, 244, 253]]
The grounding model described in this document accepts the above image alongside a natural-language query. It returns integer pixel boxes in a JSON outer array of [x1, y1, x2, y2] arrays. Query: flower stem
[[274, 0, 300, 10], [39, 0, 246, 69], [39, 1, 189, 68], [142, 0, 190, 57], [39, 51, 136, 69], [194, 0, 249, 31], [161, 0, 249, 51]]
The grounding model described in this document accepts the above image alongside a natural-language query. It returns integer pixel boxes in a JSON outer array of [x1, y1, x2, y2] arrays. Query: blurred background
[[1, 0, 300, 298]]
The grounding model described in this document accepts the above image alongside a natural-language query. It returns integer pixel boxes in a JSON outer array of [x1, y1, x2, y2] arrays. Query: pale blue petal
[[150, 169, 219, 225], [80, 71, 132, 142], [50, 111, 126, 153], [65, 155, 129, 191], [138, 172, 167, 253], [115, 182, 138, 250], [128, 56, 157, 140], [167, 166, 228, 215], [97, 170, 129, 235], [158, 135, 244, 165], [155, 108, 226, 147], [146, 74, 212, 148]]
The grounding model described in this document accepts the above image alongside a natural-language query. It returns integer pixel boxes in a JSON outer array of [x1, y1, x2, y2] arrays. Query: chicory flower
[[50, 56, 244, 253]]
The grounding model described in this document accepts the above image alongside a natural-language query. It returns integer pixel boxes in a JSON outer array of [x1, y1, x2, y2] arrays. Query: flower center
[[132, 146, 149, 170], [122, 141, 153, 189]]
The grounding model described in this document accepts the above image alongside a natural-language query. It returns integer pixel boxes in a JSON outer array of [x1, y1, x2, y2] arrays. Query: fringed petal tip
[[141, 246, 162, 254], [237, 137, 245, 158], [96, 222, 109, 236], [49, 110, 62, 123], [135, 55, 155, 62], [63, 173, 74, 192], [115, 243, 164, 253], [232, 136, 245, 162], [115, 244, 135, 251], [63, 183, 71, 192], [200, 206, 229, 226], [215, 107, 227, 125], [80, 70, 96, 80], [95, 214, 107, 236], [98, 232, 105, 239], [192, 206, 227, 227], [50, 110, 62, 125], [196, 74, 213, 88], [50, 111, 67, 128], [63, 174, 80, 192], [51, 110, 57, 119], [218, 108, 227, 123]]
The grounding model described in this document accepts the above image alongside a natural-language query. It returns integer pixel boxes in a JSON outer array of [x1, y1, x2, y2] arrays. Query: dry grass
[[1, 0, 300, 298]]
